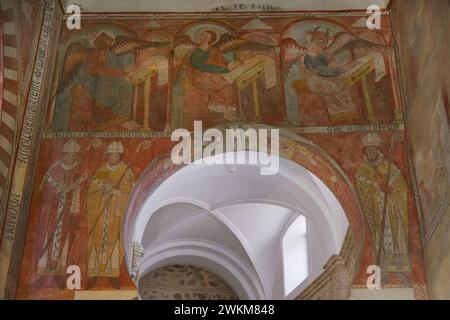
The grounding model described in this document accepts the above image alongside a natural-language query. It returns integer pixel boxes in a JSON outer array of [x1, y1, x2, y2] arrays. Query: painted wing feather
[[111, 35, 169, 55], [173, 35, 195, 70], [58, 42, 86, 94], [280, 37, 306, 80], [326, 32, 384, 56], [214, 33, 276, 53]]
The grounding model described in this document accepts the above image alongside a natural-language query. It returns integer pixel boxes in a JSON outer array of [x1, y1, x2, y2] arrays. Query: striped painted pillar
[[0, 0, 59, 298], [0, 0, 19, 202]]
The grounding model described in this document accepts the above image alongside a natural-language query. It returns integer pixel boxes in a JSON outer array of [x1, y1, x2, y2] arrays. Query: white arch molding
[[139, 240, 265, 299], [124, 129, 365, 300]]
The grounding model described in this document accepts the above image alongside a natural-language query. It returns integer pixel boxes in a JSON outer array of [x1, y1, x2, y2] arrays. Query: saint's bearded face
[[364, 146, 381, 163], [107, 153, 121, 166], [63, 152, 79, 166]]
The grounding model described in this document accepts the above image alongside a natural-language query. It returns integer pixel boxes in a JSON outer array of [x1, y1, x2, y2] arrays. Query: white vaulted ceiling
[[64, 0, 390, 13], [132, 152, 349, 300]]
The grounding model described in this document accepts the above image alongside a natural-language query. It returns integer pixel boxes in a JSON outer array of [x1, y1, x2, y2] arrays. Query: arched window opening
[[282, 215, 309, 296]]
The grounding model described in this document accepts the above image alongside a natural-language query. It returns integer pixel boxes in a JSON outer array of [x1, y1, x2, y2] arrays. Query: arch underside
[[124, 127, 365, 299]]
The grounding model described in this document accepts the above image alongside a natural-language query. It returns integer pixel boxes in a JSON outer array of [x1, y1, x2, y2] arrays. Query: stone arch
[[138, 264, 239, 300], [123, 124, 366, 299]]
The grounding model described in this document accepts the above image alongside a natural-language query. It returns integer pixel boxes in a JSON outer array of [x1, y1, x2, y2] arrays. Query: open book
[[223, 57, 262, 84], [223, 55, 278, 90], [126, 65, 156, 85]]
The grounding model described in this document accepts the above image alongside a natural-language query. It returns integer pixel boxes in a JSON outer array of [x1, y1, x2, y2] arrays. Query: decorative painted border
[[0, 0, 47, 238], [0, 0, 61, 299], [63, 10, 391, 20], [39, 123, 406, 139]]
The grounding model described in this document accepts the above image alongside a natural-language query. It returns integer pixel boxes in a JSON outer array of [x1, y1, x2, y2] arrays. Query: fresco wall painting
[[14, 12, 428, 299]]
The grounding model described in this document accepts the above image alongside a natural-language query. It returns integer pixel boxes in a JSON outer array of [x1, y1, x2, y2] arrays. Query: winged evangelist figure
[[282, 27, 386, 121], [172, 28, 276, 121], [51, 30, 169, 131]]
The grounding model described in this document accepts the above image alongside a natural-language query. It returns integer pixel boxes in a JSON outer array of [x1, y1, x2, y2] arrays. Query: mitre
[[107, 141, 124, 154], [63, 139, 81, 153], [361, 133, 381, 147]]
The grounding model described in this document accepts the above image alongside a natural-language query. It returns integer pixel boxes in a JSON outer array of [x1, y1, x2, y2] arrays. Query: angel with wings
[[172, 28, 275, 126], [282, 27, 385, 123], [51, 30, 168, 131]]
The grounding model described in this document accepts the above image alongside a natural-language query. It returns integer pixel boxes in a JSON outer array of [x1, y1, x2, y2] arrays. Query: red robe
[[36, 160, 87, 274]]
